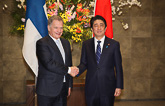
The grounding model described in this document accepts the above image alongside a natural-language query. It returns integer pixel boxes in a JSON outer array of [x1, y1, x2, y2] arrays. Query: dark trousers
[[37, 83, 68, 106], [86, 95, 115, 106], [86, 85, 115, 106]]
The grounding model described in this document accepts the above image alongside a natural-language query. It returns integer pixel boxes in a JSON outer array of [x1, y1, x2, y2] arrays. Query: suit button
[[97, 67, 100, 70]]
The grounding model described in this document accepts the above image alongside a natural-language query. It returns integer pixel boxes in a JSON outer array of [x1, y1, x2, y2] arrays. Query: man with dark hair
[[78, 15, 124, 106], [36, 15, 79, 106], [90, 15, 107, 28]]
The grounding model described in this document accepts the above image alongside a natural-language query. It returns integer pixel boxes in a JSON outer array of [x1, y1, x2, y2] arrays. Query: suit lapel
[[47, 35, 65, 64], [90, 38, 97, 65], [60, 38, 67, 64], [99, 37, 111, 65], [47, 35, 58, 50]]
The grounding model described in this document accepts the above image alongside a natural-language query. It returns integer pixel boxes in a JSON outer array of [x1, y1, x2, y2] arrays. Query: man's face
[[48, 20, 63, 39], [92, 19, 106, 38]]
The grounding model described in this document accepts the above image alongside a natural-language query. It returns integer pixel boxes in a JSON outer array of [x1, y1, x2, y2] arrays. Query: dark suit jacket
[[78, 36, 123, 97], [36, 35, 72, 97]]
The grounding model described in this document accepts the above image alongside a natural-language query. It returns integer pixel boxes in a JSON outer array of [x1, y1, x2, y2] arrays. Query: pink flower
[[66, 11, 71, 16], [21, 18, 25, 22], [71, 12, 76, 19], [68, 17, 72, 22], [59, 4, 63, 10]]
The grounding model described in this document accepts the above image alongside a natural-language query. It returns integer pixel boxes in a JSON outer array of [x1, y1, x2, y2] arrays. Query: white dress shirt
[[94, 35, 105, 53], [49, 35, 69, 82]]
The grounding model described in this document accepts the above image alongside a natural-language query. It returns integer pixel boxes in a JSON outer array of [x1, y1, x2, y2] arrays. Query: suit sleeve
[[36, 40, 68, 75], [114, 42, 124, 89], [67, 41, 73, 88], [77, 42, 87, 76]]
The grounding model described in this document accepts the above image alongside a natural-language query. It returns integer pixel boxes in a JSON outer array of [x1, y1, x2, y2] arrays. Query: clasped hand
[[69, 66, 79, 77]]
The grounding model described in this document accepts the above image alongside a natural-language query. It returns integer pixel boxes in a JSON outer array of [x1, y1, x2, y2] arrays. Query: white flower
[[111, 0, 114, 4], [3, 4, 8, 10], [116, 7, 120, 12], [70, 5, 75, 11], [17, 4, 22, 9], [112, 6, 116, 15], [4, 4, 8, 8], [118, 11, 122, 15], [119, 0, 122, 3], [59, 3, 63, 11], [112, 17, 115, 21], [72, 11, 76, 19], [89, 1, 95, 7], [20, 0, 25, 6], [21, 18, 25, 22], [122, 23, 129, 29], [20, 0, 25, 3]]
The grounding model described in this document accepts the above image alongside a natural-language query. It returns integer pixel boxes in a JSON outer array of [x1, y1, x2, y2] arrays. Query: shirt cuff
[[68, 67, 71, 73]]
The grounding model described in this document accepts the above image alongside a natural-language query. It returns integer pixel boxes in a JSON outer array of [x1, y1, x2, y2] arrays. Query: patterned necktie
[[56, 39, 66, 82], [56, 39, 65, 63], [96, 41, 101, 64]]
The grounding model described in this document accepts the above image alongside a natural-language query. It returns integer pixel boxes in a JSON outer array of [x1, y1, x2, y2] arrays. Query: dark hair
[[48, 15, 64, 26], [90, 15, 107, 28]]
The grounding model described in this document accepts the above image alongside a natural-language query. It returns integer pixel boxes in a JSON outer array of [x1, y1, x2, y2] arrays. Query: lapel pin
[[106, 44, 110, 48]]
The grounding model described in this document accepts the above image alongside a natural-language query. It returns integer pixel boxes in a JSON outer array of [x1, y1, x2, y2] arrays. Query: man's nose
[[98, 25, 101, 30], [57, 28, 62, 32]]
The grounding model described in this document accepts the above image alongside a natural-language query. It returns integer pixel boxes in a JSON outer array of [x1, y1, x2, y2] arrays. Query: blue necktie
[[96, 41, 101, 64]]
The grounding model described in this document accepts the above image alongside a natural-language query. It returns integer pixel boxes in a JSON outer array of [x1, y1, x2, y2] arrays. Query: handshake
[[69, 66, 79, 77]]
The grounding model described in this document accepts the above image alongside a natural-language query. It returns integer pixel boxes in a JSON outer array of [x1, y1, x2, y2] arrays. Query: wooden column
[[26, 80, 35, 106], [67, 79, 86, 106]]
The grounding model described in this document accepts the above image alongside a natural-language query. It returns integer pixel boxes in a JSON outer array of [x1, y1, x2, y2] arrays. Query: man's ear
[[105, 27, 107, 31], [47, 25, 50, 32], [91, 28, 93, 32]]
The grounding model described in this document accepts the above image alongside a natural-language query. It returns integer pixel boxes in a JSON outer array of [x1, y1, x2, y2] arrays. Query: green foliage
[[10, 0, 26, 36]]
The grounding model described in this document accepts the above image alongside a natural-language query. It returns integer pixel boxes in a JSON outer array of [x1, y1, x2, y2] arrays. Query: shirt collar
[[94, 35, 105, 43], [49, 34, 60, 42]]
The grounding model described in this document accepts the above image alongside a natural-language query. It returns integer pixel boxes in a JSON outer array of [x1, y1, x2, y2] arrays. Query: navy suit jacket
[[36, 35, 72, 97], [78, 36, 123, 97]]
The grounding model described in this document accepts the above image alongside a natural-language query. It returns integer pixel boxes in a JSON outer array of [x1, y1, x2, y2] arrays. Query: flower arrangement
[[7, 0, 93, 44], [47, 0, 92, 42], [7, 0, 26, 36], [4, 0, 142, 40]]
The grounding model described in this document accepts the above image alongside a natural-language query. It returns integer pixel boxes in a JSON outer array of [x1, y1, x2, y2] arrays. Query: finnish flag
[[22, 0, 48, 76]]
